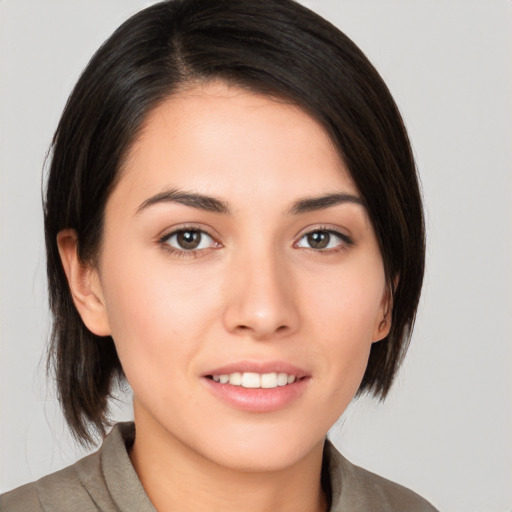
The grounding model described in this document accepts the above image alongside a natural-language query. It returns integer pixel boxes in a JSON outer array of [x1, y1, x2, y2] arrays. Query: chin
[[193, 426, 326, 473]]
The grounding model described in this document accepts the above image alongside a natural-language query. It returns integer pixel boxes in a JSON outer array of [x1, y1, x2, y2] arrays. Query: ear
[[372, 281, 394, 343], [57, 229, 111, 336]]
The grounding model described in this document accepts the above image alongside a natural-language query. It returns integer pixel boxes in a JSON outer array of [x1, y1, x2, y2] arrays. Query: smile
[[208, 372, 297, 388]]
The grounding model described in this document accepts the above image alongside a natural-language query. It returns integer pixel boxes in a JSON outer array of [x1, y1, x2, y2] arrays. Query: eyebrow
[[288, 192, 363, 214], [136, 189, 231, 215], [136, 188, 363, 216]]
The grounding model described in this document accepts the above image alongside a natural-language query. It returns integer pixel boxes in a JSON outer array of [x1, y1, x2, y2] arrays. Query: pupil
[[308, 231, 329, 249], [177, 230, 201, 250]]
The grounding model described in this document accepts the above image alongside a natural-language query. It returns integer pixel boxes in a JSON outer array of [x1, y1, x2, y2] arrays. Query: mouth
[[206, 372, 300, 388], [202, 363, 309, 412]]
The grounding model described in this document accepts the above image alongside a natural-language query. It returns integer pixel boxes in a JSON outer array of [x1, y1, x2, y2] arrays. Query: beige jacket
[[0, 422, 438, 511]]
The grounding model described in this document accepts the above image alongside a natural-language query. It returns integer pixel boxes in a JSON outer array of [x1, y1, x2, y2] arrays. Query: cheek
[[98, 246, 221, 386], [303, 262, 385, 401], [306, 263, 385, 341]]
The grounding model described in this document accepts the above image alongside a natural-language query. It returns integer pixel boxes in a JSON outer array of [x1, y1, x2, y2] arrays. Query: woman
[[1, 0, 437, 510]]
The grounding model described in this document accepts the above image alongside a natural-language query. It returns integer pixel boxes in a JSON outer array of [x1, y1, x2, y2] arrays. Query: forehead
[[114, 81, 358, 213]]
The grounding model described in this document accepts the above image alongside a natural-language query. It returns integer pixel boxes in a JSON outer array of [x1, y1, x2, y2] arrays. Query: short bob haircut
[[44, 0, 425, 445]]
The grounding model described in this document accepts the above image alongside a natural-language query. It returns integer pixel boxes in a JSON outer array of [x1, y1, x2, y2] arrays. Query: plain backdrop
[[1, 1, 511, 511]]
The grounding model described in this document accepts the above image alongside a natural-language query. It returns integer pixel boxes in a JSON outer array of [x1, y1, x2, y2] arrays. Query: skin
[[58, 81, 391, 512]]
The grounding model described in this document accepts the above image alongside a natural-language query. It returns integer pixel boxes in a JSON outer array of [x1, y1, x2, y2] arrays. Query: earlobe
[[373, 317, 390, 342], [56, 229, 111, 336], [372, 284, 393, 343]]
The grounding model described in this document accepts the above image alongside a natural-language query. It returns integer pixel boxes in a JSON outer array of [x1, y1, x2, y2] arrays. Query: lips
[[202, 361, 309, 412]]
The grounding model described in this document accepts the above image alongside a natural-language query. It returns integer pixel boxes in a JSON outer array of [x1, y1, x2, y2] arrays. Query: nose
[[222, 247, 300, 340]]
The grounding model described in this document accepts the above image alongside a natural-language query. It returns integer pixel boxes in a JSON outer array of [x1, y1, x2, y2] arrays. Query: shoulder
[[0, 423, 139, 512], [325, 440, 439, 512], [0, 447, 113, 512], [342, 461, 439, 511], [0, 480, 41, 511]]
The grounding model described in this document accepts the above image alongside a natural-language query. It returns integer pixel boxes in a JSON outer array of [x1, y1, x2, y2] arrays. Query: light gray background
[[1, 1, 511, 510]]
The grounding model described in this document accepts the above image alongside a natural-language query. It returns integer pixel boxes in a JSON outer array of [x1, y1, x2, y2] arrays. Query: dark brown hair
[[45, 0, 425, 445]]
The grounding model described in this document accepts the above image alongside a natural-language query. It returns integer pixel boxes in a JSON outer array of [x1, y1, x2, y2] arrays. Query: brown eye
[[306, 231, 330, 249], [177, 230, 202, 249], [163, 229, 215, 251], [295, 229, 351, 251]]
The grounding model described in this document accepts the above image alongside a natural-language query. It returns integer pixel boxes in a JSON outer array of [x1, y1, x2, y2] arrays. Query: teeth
[[229, 372, 242, 385], [277, 373, 288, 386], [261, 373, 277, 388], [210, 371, 299, 388], [242, 372, 260, 388]]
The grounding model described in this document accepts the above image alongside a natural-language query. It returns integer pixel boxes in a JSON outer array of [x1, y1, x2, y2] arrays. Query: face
[[85, 82, 390, 471]]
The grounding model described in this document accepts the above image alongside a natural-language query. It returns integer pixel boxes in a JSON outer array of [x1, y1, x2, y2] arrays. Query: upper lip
[[203, 360, 309, 378]]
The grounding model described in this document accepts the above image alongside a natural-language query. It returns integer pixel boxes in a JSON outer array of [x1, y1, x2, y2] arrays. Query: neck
[[130, 409, 328, 512]]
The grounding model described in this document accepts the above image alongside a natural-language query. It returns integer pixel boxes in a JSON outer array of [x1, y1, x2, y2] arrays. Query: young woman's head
[[45, 0, 425, 456]]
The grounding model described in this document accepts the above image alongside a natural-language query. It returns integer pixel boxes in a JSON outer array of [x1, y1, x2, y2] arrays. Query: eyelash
[[158, 225, 220, 259], [158, 225, 353, 258], [294, 226, 353, 254]]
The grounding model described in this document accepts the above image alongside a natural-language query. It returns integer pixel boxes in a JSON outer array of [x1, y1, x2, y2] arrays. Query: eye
[[162, 228, 217, 252], [295, 229, 351, 251]]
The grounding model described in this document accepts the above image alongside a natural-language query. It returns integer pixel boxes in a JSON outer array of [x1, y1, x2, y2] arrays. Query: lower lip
[[202, 377, 309, 413]]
